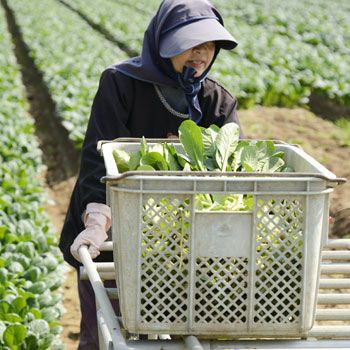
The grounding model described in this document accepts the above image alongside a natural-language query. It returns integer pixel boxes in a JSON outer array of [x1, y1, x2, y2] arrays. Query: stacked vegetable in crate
[[100, 121, 342, 338]]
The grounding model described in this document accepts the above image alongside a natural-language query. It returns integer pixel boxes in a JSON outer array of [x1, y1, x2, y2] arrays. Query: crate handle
[[101, 170, 346, 186]]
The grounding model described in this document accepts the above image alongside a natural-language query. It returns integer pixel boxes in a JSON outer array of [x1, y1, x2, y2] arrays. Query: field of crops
[[0, 0, 349, 348]]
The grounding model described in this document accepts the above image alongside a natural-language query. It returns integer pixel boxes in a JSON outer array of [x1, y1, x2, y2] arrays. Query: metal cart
[[78, 139, 350, 349], [79, 238, 350, 349]]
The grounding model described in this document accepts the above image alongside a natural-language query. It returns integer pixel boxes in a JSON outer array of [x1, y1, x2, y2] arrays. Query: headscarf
[[115, 0, 236, 123]]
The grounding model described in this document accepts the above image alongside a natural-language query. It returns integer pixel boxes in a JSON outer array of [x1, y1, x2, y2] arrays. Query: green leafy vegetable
[[140, 152, 168, 170], [178, 120, 205, 171], [3, 324, 27, 348], [238, 141, 285, 173], [112, 121, 291, 213], [113, 149, 130, 172], [214, 122, 240, 171]]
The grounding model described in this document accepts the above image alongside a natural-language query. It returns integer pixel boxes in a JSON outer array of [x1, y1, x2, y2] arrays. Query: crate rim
[[101, 170, 346, 185]]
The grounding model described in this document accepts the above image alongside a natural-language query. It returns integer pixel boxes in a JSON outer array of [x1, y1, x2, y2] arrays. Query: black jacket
[[59, 66, 243, 268]]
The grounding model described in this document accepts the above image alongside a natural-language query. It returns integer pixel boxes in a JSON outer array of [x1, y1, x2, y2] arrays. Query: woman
[[59, 0, 242, 348]]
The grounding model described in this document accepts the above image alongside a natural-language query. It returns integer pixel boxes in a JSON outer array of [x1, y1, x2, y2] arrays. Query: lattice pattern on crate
[[140, 196, 191, 324], [194, 257, 249, 324], [254, 197, 304, 324]]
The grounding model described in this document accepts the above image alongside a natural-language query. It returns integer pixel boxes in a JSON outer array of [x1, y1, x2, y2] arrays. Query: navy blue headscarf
[[115, 0, 230, 123]]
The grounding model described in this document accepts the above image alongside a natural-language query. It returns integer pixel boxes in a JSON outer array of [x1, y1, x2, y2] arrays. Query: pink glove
[[70, 203, 111, 262]]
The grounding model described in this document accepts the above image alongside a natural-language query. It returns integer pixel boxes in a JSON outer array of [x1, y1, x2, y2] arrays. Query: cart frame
[[79, 238, 350, 350]]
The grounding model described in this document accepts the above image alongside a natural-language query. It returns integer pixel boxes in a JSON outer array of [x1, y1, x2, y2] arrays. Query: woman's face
[[170, 41, 216, 77]]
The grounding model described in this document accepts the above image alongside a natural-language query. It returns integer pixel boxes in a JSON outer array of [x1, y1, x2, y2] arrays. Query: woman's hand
[[70, 203, 111, 262]]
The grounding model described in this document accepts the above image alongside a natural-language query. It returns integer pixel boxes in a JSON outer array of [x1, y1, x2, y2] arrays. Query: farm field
[[0, 0, 349, 349]]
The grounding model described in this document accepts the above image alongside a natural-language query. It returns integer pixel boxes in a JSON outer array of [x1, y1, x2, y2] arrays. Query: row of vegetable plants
[[0, 6, 63, 350], [61, 0, 153, 54], [213, 0, 350, 56], [211, 0, 350, 107], [7, 0, 128, 149], [72, 0, 350, 108]]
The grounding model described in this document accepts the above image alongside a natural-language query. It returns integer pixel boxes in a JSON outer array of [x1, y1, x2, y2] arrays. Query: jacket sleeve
[[77, 68, 133, 212]]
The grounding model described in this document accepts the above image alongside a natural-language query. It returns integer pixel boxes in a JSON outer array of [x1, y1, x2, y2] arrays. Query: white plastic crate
[[99, 139, 343, 338]]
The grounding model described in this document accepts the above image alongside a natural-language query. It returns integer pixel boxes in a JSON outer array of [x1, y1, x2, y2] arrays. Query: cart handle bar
[[78, 245, 128, 350]]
